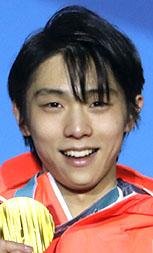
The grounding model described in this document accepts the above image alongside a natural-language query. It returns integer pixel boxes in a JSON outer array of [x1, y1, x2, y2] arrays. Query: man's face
[[20, 54, 133, 193]]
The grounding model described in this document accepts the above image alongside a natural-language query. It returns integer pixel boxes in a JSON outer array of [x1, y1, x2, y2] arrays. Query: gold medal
[[0, 197, 55, 253]]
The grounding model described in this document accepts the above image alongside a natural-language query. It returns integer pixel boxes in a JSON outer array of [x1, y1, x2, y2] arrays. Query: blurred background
[[0, 0, 153, 176]]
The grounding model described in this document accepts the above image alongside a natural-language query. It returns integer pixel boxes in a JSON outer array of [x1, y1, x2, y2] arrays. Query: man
[[1, 5, 153, 253]]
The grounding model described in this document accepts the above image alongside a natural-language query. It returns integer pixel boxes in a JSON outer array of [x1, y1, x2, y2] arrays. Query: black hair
[[8, 5, 144, 151]]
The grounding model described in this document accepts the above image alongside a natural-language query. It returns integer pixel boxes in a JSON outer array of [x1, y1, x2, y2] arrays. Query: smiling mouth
[[61, 148, 99, 158]]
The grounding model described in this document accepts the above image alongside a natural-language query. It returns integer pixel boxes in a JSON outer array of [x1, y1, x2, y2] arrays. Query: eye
[[46, 102, 62, 108], [89, 101, 109, 108], [41, 101, 64, 111]]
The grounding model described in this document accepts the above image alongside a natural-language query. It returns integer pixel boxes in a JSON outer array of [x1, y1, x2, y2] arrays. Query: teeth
[[63, 149, 95, 158]]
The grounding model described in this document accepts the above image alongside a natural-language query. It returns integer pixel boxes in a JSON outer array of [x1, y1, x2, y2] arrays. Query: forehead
[[30, 53, 120, 94]]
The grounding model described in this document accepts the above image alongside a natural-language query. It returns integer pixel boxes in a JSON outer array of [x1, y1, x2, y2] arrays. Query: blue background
[[0, 0, 153, 176]]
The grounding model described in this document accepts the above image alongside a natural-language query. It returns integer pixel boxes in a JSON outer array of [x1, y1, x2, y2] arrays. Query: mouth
[[60, 148, 99, 159]]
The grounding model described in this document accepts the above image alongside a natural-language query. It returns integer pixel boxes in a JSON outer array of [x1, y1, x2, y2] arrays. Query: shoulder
[[117, 164, 153, 192], [0, 152, 41, 195]]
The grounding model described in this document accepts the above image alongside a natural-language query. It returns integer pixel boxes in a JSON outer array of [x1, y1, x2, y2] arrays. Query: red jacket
[[1, 152, 153, 253]]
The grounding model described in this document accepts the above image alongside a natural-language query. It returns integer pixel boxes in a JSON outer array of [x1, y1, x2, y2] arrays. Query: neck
[[57, 166, 116, 217]]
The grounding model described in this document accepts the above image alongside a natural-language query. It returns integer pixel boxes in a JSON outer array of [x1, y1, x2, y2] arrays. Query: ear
[[13, 103, 31, 137], [124, 94, 144, 133]]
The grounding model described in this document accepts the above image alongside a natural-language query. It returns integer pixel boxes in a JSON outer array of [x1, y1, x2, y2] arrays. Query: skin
[[3, 53, 143, 252], [0, 240, 32, 253], [14, 53, 143, 215]]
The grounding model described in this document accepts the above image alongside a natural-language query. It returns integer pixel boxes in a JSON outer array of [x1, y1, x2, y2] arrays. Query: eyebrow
[[33, 87, 118, 99], [34, 88, 65, 98], [86, 88, 118, 97]]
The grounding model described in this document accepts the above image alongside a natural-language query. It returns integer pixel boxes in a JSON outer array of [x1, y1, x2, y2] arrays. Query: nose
[[64, 107, 92, 139]]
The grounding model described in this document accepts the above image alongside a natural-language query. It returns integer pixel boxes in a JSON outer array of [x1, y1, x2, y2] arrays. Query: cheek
[[97, 120, 125, 163], [28, 119, 58, 146], [28, 111, 62, 139], [97, 115, 126, 138]]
